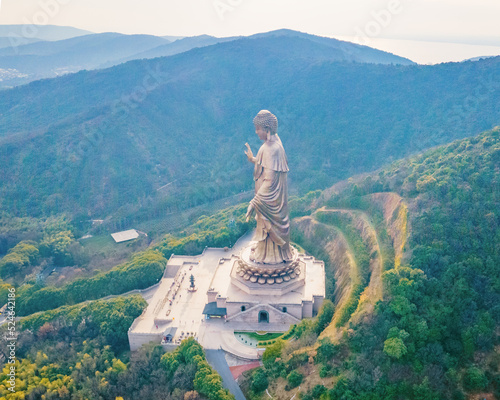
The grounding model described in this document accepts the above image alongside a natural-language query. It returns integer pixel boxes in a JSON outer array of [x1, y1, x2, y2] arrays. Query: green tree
[[251, 369, 268, 393], [286, 370, 303, 389], [463, 367, 488, 392], [0, 252, 26, 278], [262, 339, 285, 369], [412, 377, 440, 400], [315, 337, 337, 364], [313, 299, 335, 334], [12, 241, 40, 264], [384, 337, 407, 359], [311, 384, 327, 399], [40, 230, 74, 266], [0, 240, 39, 278]]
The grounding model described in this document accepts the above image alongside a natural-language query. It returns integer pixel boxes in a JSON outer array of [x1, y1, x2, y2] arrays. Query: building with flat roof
[[128, 232, 325, 358], [111, 229, 139, 243], [205, 251, 325, 326]]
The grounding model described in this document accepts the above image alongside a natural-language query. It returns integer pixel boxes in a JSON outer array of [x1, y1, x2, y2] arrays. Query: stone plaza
[[128, 231, 325, 358]]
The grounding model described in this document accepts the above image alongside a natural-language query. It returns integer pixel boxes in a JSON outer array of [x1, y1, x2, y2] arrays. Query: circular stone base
[[236, 243, 301, 285]]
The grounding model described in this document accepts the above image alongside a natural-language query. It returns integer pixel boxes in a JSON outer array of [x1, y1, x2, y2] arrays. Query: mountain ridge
[[0, 28, 414, 88], [0, 35, 498, 220], [0, 24, 92, 41]]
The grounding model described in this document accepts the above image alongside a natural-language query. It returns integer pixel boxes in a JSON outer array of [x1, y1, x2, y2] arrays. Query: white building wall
[[216, 297, 227, 308], [313, 295, 324, 315], [226, 301, 253, 317], [279, 304, 302, 320], [128, 332, 163, 351], [227, 304, 300, 325], [207, 290, 218, 303], [302, 300, 313, 318]]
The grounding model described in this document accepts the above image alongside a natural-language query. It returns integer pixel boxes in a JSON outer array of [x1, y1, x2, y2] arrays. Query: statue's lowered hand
[[246, 203, 255, 222]]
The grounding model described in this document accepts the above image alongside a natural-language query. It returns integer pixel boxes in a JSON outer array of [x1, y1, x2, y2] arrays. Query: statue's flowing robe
[[250, 134, 293, 263]]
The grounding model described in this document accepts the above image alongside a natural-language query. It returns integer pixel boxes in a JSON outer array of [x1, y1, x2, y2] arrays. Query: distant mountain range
[[116, 34, 238, 65], [0, 27, 414, 88], [0, 30, 497, 219], [0, 32, 170, 84], [0, 25, 92, 41], [250, 29, 414, 65], [463, 55, 498, 62], [0, 24, 92, 46]]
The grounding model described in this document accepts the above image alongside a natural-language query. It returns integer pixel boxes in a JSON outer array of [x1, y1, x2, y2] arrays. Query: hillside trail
[[304, 216, 359, 328], [268, 193, 411, 398], [318, 207, 384, 304], [314, 207, 384, 341], [288, 206, 384, 354]]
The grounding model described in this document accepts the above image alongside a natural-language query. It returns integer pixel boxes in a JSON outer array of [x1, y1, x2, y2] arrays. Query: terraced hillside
[[291, 191, 409, 337], [243, 127, 499, 400]]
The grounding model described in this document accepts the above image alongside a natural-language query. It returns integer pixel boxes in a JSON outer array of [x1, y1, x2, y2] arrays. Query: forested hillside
[[0, 296, 234, 399], [0, 128, 497, 399], [0, 34, 498, 222], [5, 204, 250, 316], [0, 204, 253, 398], [242, 128, 499, 399], [0, 9, 498, 399]]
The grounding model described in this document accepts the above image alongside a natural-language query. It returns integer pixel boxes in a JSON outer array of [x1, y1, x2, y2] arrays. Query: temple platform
[[128, 231, 325, 359]]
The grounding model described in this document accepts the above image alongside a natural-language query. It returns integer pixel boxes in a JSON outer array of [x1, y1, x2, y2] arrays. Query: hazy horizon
[[0, 0, 499, 64]]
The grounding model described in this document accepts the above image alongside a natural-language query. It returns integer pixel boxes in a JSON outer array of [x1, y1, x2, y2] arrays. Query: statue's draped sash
[[250, 135, 293, 264]]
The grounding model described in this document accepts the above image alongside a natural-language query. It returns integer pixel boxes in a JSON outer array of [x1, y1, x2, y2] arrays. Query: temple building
[[203, 245, 325, 325], [128, 234, 325, 353]]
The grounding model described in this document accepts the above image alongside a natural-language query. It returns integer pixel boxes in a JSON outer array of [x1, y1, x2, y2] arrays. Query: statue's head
[[253, 110, 278, 136]]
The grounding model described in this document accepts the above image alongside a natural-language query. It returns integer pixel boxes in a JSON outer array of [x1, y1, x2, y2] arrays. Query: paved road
[[205, 350, 247, 400]]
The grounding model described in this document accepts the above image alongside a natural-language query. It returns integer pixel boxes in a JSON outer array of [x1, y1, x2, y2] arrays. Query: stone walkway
[[206, 350, 248, 400], [199, 319, 264, 360]]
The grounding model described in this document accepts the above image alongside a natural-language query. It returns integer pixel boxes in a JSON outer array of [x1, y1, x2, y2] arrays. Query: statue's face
[[255, 125, 268, 140]]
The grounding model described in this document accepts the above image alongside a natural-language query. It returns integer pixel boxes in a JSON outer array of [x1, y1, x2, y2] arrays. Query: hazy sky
[[1, 0, 499, 63]]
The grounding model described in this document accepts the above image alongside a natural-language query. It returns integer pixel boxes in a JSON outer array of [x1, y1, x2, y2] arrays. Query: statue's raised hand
[[244, 143, 255, 163]]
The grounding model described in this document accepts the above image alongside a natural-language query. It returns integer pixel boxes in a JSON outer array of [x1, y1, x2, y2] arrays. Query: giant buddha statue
[[244, 110, 295, 266]]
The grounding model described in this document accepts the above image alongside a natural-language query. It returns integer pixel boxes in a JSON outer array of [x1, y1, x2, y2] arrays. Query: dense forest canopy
[[0, 35, 498, 220], [0, 296, 234, 399], [241, 128, 499, 400], [0, 128, 498, 399]]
